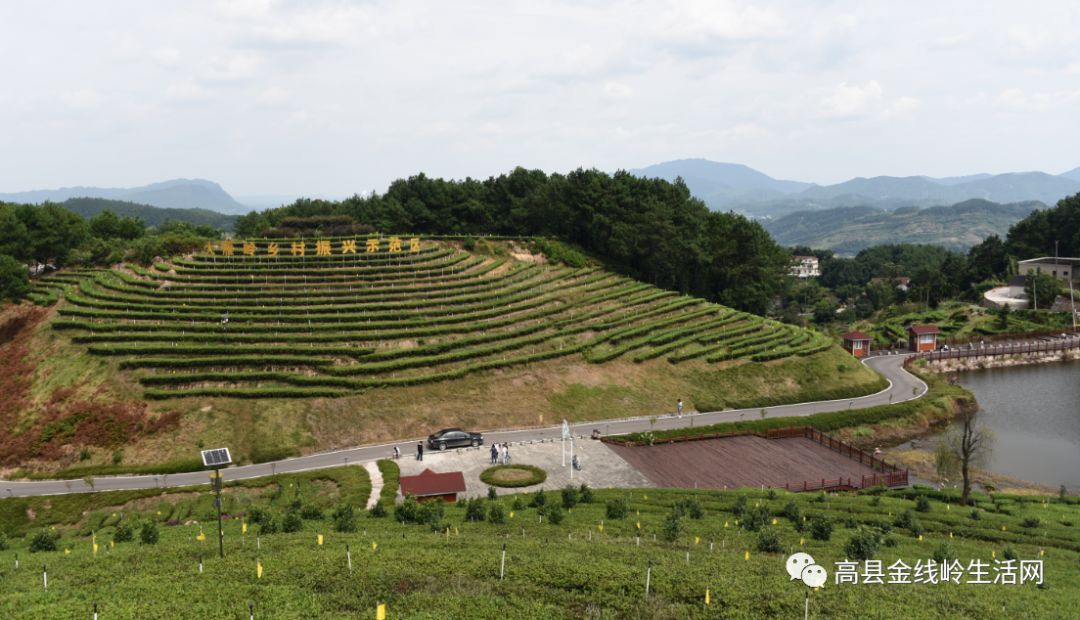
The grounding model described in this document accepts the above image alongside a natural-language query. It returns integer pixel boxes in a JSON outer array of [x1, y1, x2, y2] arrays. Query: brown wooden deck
[[607, 435, 883, 490]]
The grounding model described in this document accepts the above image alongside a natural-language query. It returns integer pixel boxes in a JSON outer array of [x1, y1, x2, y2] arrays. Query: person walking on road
[[677, 399, 683, 418], [490, 443, 499, 465], [504, 443, 511, 464], [393, 446, 400, 460], [416, 442, 424, 461], [500, 443, 508, 465]]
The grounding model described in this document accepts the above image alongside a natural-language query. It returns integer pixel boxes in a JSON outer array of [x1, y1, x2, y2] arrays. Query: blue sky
[[2, 0, 1078, 198]]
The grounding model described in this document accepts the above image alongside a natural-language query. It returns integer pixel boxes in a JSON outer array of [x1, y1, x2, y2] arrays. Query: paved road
[[1, 355, 923, 498]]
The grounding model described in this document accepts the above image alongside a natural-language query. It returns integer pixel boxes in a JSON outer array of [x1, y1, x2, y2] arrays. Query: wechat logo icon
[[786, 552, 827, 588]]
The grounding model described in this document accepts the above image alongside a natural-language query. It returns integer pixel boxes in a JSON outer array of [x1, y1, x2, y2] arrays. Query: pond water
[[953, 362, 1080, 491]]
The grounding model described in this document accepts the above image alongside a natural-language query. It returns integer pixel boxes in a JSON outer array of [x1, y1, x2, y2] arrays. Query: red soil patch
[[0, 304, 180, 466], [607, 436, 881, 490]]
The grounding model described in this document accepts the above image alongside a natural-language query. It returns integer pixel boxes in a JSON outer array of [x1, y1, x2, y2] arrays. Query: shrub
[[742, 505, 770, 532], [511, 496, 525, 511], [30, 530, 59, 553], [487, 503, 506, 524], [606, 498, 629, 520], [756, 528, 783, 553], [259, 515, 279, 535], [1003, 547, 1018, 561], [247, 507, 270, 526], [732, 495, 749, 518], [661, 511, 682, 543], [332, 504, 357, 533], [488, 487, 498, 501], [464, 498, 486, 522], [282, 511, 303, 533], [932, 541, 955, 563], [579, 484, 594, 503], [529, 489, 547, 508], [1021, 517, 1041, 529], [915, 496, 932, 513], [845, 527, 882, 561], [300, 505, 324, 520], [367, 501, 387, 519], [883, 535, 898, 548], [113, 521, 135, 543], [417, 501, 445, 527], [543, 503, 564, 525], [781, 501, 801, 522], [969, 509, 981, 521], [810, 514, 833, 541], [561, 485, 579, 509], [766, 489, 778, 500], [672, 498, 704, 520], [843, 514, 858, 529], [395, 496, 420, 524], [869, 496, 881, 507], [139, 521, 159, 545], [0, 533, 7, 551]]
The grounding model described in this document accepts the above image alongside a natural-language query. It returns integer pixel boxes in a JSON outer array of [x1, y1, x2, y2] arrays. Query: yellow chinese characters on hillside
[[201, 237, 420, 256]]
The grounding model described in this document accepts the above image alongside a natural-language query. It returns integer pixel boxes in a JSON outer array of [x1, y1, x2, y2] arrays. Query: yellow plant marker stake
[[694, 536, 700, 545], [509, 511, 514, 519], [242, 521, 248, 535], [991, 550, 996, 559], [371, 541, 378, 552], [771, 518, 778, 525], [744, 550, 750, 561], [918, 534, 923, 541], [317, 534, 324, 546], [1039, 548, 1045, 557], [197, 529, 206, 542], [376, 603, 386, 620], [705, 589, 710, 606], [799, 538, 805, 546], [64, 548, 70, 555], [256, 559, 263, 579]]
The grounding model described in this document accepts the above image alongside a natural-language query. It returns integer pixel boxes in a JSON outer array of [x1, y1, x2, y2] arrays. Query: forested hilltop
[[235, 168, 790, 314]]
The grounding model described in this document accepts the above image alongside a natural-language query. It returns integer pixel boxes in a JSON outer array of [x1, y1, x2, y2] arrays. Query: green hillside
[[1, 468, 1076, 618], [40, 239, 835, 398], [764, 200, 1040, 253], [10, 238, 885, 471], [60, 197, 238, 231]]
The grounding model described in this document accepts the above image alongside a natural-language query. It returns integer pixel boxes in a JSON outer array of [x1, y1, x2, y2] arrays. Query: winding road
[[1, 355, 924, 498]]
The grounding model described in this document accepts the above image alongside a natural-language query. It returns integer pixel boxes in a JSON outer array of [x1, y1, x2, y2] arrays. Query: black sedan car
[[427, 428, 483, 450]]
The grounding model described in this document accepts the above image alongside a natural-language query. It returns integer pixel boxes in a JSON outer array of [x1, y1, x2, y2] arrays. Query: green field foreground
[[1, 467, 1077, 618]]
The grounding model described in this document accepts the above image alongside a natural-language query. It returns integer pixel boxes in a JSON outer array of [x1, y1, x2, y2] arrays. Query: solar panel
[[201, 448, 232, 468]]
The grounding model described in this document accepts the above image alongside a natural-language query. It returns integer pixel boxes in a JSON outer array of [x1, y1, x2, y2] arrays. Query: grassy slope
[[854, 302, 1075, 347], [1, 482, 1077, 619], [8, 306, 886, 474]]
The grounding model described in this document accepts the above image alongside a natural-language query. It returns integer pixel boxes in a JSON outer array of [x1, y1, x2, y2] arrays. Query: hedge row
[[118, 355, 338, 369], [59, 271, 618, 325], [166, 247, 454, 276], [79, 261, 538, 307], [149, 252, 475, 284], [66, 267, 580, 316]]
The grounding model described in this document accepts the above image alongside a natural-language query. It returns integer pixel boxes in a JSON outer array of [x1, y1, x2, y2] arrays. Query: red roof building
[[399, 468, 467, 503], [907, 324, 940, 353], [841, 331, 872, 358]]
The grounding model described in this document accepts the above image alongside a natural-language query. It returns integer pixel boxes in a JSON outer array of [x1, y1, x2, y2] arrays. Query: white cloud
[[603, 81, 634, 100], [60, 88, 103, 108], [820, 80, 883, 118], [881, 96, 922, 120], [151, 47, 182, 68], [165, 79, 209, 102]]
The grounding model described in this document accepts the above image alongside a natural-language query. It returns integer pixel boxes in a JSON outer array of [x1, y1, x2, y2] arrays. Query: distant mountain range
[[630, 159, 1080, 218], [762, 199, 1042, 254], [0, 179, 251, 215]]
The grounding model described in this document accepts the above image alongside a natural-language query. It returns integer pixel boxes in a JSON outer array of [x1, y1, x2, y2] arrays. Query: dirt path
[[364, 461, 384, 509]]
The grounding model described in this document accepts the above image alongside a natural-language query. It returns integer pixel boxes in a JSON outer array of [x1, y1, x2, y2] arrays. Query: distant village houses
[[789, 255, 820, 278]]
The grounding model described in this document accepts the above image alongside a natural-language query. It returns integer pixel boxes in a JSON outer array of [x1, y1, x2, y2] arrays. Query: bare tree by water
[[935, 408, 993, 504]]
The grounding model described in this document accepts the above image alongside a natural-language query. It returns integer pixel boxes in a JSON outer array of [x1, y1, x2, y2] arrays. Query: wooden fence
[[914, 336, 1080, 362], [766, 426, 908, 492]]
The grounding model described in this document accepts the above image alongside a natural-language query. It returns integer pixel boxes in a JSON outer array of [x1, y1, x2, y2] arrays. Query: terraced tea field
[[33, 239, 833, 399]]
